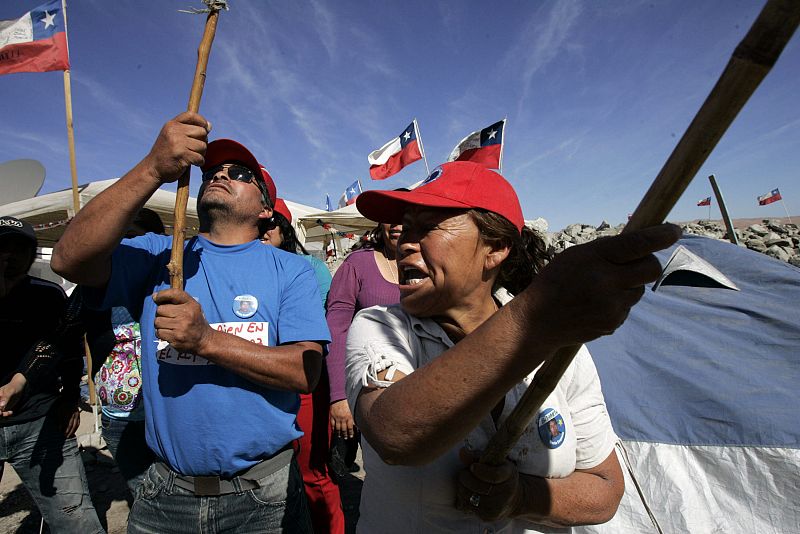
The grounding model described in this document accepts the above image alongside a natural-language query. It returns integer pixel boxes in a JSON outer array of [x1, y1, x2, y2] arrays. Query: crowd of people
[[0, 111, 680, 533]]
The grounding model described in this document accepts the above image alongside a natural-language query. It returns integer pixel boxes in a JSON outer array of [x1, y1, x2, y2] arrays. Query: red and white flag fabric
[[0, 0, 70, 76], [368, 121, 422, 180], [337, 179, 362, 208], [447, 119, 505, 169], [757, 188, 782, 206], [697, 197, 711, 207]]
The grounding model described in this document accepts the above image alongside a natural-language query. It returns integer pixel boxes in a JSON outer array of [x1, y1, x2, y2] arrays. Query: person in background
[[84, 207, 165, 496], [346, 162, 681, 532], [0, 216, 105, 534], [260, 198, 344, 534], [325, 220, 402, 454], [261, 198, 331, 306]]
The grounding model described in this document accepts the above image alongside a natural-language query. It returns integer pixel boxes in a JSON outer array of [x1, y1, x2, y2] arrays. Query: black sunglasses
[[201, 164, 256, 184]]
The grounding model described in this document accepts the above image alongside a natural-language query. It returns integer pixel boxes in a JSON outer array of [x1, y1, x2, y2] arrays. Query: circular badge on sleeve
[[233, 294, 258, 318], [537, 408, 566, 449]]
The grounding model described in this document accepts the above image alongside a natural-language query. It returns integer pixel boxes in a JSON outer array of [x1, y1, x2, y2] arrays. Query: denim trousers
[[127, 456, 313, 534], [100, 412, 155, 495], [0, 411, 105, 534]]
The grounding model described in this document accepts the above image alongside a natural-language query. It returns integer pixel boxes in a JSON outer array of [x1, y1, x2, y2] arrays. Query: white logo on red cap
[[422, 167, 443, 185]]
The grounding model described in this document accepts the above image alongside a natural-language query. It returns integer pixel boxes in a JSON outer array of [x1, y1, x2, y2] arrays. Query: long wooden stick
[[481, 0, 800, 466], [167, 5, 224, 289]]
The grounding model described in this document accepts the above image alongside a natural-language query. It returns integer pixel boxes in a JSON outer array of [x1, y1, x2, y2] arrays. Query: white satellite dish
[[0, 159, 46, 206]]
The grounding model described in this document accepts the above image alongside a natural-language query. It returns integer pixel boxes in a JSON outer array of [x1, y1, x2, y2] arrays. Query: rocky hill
[[542, 218, 799, 267]]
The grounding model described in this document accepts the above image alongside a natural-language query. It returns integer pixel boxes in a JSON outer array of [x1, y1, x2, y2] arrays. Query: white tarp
[[0, 179, 199, 246]]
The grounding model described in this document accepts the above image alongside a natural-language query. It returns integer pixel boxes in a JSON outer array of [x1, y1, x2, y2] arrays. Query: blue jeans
[[0, 412, 105, 534], [127, 457, 313, 534], [100, 413, 154, 495]]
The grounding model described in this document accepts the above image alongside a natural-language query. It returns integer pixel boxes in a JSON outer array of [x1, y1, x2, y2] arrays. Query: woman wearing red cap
[[345, 161, 681, 532]]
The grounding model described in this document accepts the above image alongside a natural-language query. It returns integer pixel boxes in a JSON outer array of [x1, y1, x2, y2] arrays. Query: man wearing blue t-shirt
[[52, 112, 330, 533]]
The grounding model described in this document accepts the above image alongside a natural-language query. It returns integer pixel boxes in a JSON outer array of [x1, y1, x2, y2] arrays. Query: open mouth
[[401, 266, 428, 286]]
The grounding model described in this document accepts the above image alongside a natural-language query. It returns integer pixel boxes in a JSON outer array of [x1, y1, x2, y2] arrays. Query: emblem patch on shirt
[[537, 408, 565, 449], [233, 294, 258, 318]]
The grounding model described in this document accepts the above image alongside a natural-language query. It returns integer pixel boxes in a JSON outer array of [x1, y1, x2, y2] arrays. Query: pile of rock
[[538, 219, 800, 267]]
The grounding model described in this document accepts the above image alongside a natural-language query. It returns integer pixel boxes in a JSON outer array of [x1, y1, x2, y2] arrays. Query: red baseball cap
[[272, 198, 292, 224], [202, 139, 277, 206], [356, 161, 524, 232]]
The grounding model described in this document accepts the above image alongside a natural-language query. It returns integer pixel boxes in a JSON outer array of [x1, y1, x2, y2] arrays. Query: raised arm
[[51, 112, 210, 287], [351, 224, 681, 465]]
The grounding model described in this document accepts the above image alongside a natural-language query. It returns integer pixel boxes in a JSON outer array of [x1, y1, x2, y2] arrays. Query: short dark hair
[[133, 208, 165, 235]]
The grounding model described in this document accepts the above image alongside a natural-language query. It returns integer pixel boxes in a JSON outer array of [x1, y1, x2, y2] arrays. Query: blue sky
[[1, 0, 798, 230]]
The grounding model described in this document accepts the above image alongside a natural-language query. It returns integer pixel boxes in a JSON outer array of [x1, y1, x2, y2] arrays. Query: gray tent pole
[[709, 175, 739, 245]]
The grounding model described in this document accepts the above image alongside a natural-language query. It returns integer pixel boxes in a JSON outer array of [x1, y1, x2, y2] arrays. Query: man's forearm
[[52, 163, 162, 286], [196, 329, 323, 393]]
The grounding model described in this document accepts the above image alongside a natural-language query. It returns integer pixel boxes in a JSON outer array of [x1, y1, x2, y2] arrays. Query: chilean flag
[[368, 121, 423, 180], [757, 188, 782, 206], [697, 197, 711, 206], [447, 119, 505, 169], [0, 0, 70, 76], [338, 179, 362, 208]]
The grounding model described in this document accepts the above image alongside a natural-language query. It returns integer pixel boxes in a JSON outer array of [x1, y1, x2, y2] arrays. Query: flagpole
[[414, 118, 431, 176], [780, 197, 792, 224], [499, 117, 507, 174], [708, 174, 739, 244], [61, 1, 101, 451], [60, 0, 79, 217]]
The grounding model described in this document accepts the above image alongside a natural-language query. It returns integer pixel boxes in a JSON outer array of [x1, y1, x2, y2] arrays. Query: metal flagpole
[[499, 117, 507, 174], [708, 174, 739, 244], [414, 119, 431, 176], [780, 197, 793, 224]]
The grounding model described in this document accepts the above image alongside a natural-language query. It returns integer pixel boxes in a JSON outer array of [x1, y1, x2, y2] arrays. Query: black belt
[[154, 446, 294, 496]]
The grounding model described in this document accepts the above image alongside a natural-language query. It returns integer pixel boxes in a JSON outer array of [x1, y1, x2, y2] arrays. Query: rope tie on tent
[[615, 442, 664, 534]]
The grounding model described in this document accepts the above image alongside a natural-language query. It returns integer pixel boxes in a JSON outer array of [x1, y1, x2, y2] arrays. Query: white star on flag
[[487, 129, 497, 140], [403, 131, 411, 141], [349, 188, 356, 194], [41, 10, 56, 29]]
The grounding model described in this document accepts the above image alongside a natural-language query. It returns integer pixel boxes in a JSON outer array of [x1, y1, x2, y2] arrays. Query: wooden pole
[[63, 70, 80, 215], [167, 4, 224, 289], [708, 175, 739, 245], [60, 0, 79, 216], [480, 0, 800, 466]]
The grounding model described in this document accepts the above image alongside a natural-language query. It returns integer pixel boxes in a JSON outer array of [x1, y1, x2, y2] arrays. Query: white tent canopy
[[0, 179, 328, 249], [296, 203, 376, 256], [0, 179, 199, 247]]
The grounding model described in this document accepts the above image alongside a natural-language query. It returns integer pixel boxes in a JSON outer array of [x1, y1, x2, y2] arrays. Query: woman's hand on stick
[[456, 450, 523, 521], [525, 223, 681, 348]]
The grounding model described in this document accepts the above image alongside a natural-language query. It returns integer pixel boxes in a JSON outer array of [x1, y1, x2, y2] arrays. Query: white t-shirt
[[345, 298, 618, 534]]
